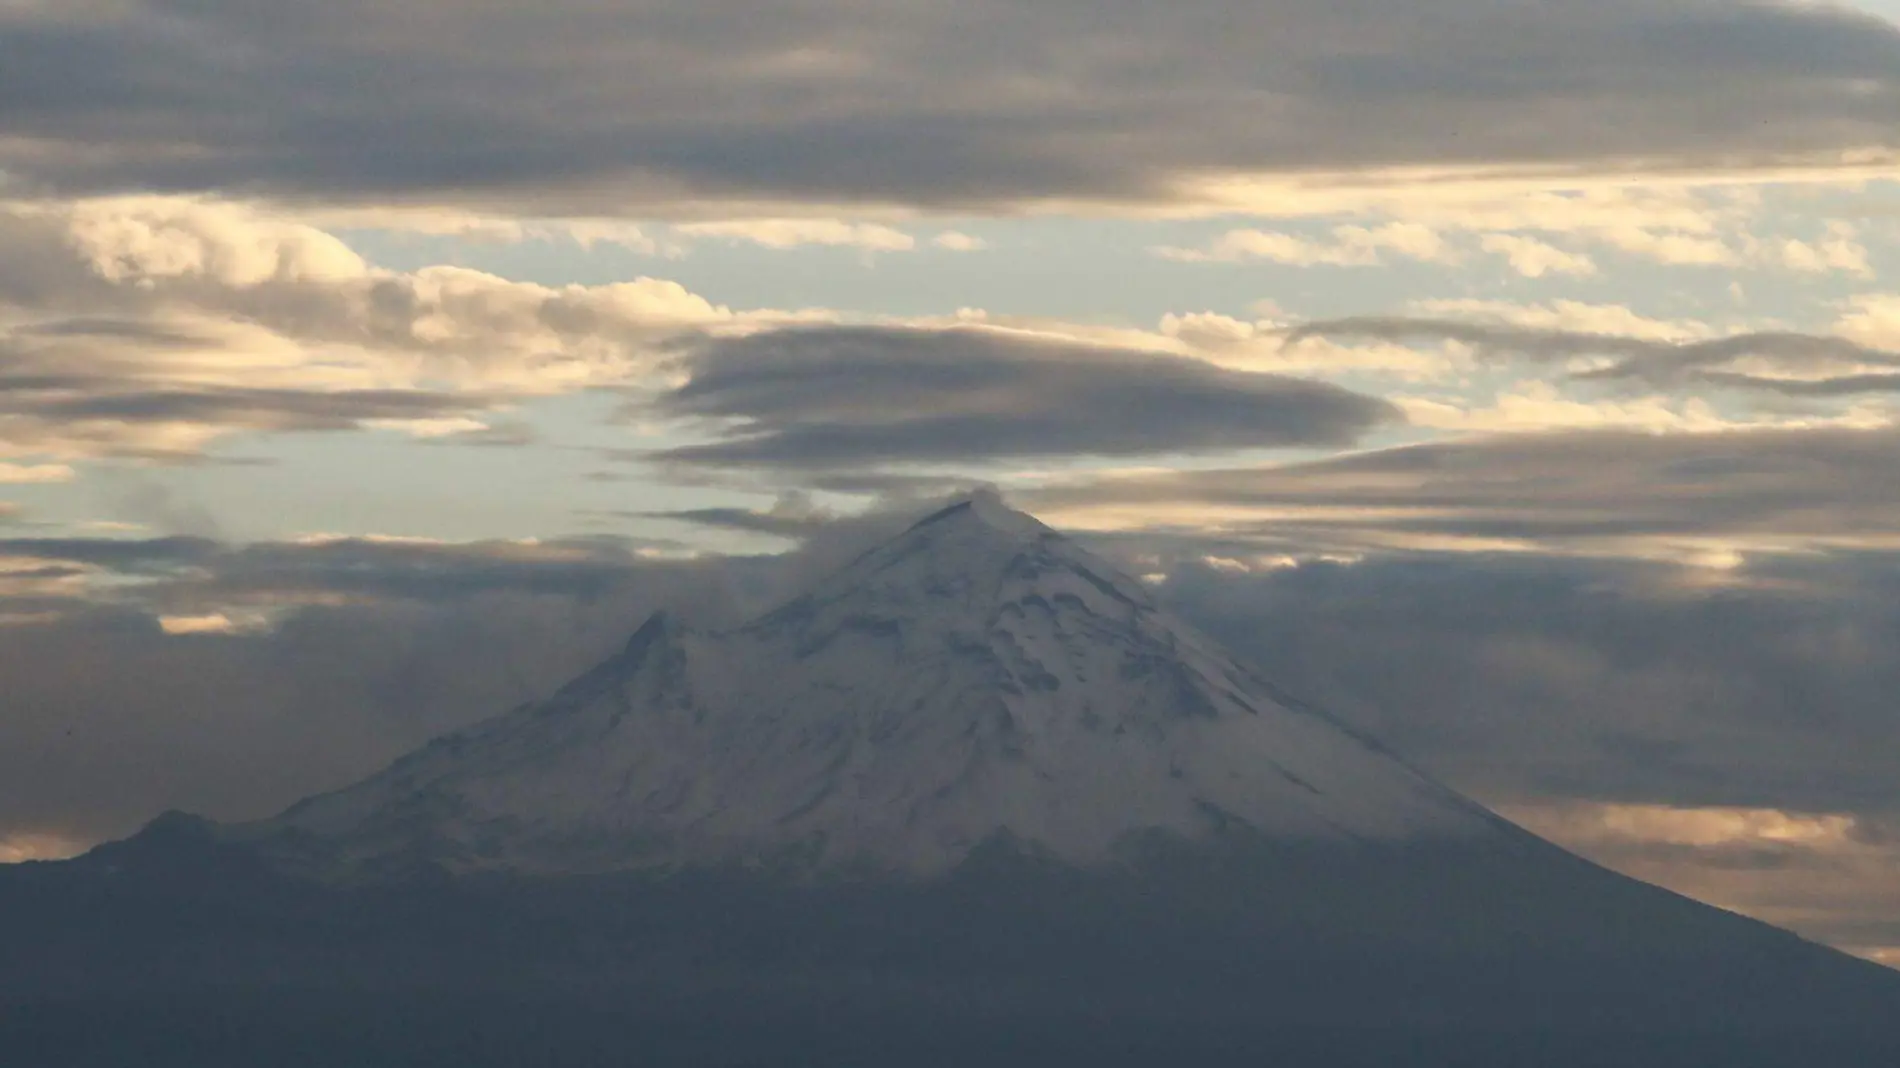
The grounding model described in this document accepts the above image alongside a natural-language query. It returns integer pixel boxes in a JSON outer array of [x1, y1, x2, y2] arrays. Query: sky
[[3, 0, 1900, 968]]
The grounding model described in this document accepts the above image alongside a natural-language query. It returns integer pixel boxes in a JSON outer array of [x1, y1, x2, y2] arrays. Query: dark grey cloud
[[1031, 426, 1900, 554], [641, 492, 840, 542], [649, 326, 1398, 470], [1139, 544, 1900, 953], [647, 508, 834, 541], [0, 385, 497, 430], [1699, 370, 1900, 397], [1148, 550, 1900, 815], [1283, 316, 1900, 393], [2, 1, 1898, 210], [0, 533, 761, 611], [0, 535, 218, 571], [0, 497, 956, 842]]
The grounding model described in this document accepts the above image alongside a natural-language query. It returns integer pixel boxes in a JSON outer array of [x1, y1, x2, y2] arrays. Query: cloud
[[0, 501, 979, 845], [1478, 233, 1597, 278], [1282, 314, 1900, 394], [304, 207, 669, 252], [1157, 311, 1458, 379], [3, 1, 1900, 213], [157, 612, 249, 635], [642, 492, 840, 542], [1838, 294, 1900, 349], [1174, 175, 1894, 277], [1761, 221, 1873, 277], [0, 831, 85, 863], [931, 231, 987, 252], [0, 461, 72, 483], [1403, 299, 1710, 342], [645, 325, 1400, 471], [94, 472, 223, 538], [1156, 223, 1455, 266], [1500, 801, 1900, 963], [1510, 802, 1861, 852], [1393, 382, 1758, 435], [1593, 225, 1739, 267], [0, 196, 793, 461], [0, 531, 788, 841], [674, 218, 916, 252], [1132, 547, 1900, 826], [1026, 426, 1900, 561]]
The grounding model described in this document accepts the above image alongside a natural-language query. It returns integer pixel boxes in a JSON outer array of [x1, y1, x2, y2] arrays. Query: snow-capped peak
[[261, 497, 1500, 877], [909, 488, 1052, 537]]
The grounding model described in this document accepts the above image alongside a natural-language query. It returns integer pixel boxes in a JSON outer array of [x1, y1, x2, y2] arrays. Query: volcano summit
[[4, 495, 1898, 1066]]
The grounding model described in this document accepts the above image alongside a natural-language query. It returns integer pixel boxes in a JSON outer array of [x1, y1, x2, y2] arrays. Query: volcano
[[259, 492, 1499, 877], [4, 494, 1898, 1066]]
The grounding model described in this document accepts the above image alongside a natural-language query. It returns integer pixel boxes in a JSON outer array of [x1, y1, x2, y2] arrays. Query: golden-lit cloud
[[0, 462, 73, 484], [157, 613, 248, 636], [1478, 234, 1597, 278], [1155, 223, 1456, 266], [674, 218, 917, 252], [1498, 802, 1900, 968], [0, 831, 86, 863], [1503, 802, 1862, 851]]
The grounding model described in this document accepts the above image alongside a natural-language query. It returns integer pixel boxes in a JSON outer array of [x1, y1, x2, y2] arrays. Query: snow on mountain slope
[[262, 493, 1501, 876]]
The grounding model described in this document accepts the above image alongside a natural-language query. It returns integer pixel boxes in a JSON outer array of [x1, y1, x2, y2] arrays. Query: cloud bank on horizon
[[2, 0, 1898, 967]]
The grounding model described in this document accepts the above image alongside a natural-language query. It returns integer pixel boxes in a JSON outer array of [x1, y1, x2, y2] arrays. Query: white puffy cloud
[[1837, 294, 1900, 348], [1478, 233, 1598, 278], [1760, 221, 1873, 276], [58, 196, 370, 287]]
